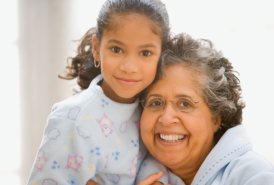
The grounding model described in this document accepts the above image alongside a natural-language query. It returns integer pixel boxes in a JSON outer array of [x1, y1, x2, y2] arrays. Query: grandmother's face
[[140, 64, 220, 171]]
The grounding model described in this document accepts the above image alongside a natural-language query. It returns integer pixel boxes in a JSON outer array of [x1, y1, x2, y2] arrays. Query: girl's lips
[[115, 77, 139, 86]]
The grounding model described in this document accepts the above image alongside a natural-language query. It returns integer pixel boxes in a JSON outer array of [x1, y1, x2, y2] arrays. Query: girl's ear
[[92, 36, 100, 60]]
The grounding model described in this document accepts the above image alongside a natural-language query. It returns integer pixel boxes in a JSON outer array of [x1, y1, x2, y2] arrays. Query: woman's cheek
[[141, 111, 153, 132], [140, 112, 151, 139]]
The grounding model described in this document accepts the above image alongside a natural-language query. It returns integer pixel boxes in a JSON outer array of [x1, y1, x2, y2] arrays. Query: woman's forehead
[[146, 65, 200, 98]]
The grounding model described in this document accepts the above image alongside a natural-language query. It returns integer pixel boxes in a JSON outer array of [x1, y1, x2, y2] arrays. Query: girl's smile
[[92, 14, 162, 104], [115, 76, 140, 86]]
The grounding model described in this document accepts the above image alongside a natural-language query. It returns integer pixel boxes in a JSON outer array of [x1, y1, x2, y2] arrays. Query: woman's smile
[[141, 64, 218, 172], [157, 132, 186, 145]]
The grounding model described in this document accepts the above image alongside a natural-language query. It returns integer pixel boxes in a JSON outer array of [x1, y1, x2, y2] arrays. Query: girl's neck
[[100, 80, 137, 104]]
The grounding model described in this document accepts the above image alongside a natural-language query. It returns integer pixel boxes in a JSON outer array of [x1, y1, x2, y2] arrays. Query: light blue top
[[27, 74, 167, 185], [164, 125, 274, 185]]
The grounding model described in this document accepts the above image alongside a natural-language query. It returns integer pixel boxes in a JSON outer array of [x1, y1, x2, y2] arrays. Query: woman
[[138, 33, 274, 184], [87, 33, 274, 185]]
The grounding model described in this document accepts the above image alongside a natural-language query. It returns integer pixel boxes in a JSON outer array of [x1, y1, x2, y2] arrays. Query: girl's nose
[[158, 103, 179, 126], [119, 55, 139, 73]]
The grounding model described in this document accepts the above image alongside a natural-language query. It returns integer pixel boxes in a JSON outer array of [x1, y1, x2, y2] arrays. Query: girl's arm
[[136, 153, 169, 184], [26, 117, 102, 185], [137, 171, 170, 185], [86, 172, 172, 185]]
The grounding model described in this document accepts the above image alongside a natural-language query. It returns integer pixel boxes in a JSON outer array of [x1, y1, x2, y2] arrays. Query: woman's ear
[[92, 36, 100, 60], [213, 115, 221, 133]]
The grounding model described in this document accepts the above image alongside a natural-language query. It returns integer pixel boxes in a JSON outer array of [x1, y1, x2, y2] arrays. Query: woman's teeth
[[159, 134, 185, 142]]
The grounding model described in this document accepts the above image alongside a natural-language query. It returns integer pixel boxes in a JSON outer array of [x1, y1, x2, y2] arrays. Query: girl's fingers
[[137, 171, 164, 185], [86, 179, 100, 185], [85, 172, 172, 185]]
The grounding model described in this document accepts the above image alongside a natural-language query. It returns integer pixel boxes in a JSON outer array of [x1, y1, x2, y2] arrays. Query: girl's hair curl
[[59, 0, 170, 90]]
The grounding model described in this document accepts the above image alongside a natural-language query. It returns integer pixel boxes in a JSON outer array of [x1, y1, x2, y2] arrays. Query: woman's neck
[[170, 143, 216, 185], [170, 163, 199, 185]]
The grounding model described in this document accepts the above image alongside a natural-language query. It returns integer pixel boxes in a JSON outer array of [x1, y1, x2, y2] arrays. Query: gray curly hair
[[155, 33, 245, 142]]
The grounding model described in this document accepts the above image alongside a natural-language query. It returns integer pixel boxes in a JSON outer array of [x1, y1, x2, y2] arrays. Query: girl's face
[[140, 64, 220, 179], [93, 14, 162, 103]]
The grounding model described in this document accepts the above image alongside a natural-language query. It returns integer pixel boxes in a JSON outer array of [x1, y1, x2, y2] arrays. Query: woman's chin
[[155, 152, 182, 168]]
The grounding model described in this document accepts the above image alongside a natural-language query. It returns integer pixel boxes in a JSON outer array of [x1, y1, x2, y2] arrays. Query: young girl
[[27, 0, 170, 185]]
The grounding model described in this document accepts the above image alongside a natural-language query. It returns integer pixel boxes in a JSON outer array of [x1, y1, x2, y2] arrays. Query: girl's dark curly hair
[[152, 33, 245, 143], [59, 0, 170, 90]]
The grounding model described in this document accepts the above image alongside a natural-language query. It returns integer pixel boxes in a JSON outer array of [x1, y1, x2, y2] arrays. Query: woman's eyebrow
[[176, 94, 192, 98], [147, 94, 193, 98], [147, 94, 162, 97]]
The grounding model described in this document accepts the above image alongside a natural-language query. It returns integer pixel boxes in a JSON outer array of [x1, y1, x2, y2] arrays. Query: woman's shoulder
[[224, 151, 274, 184], [230, 150, 274, 170]]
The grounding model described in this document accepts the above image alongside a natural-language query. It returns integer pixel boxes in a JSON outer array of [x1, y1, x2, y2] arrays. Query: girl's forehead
[[98, 15, 162, 49], [105, 13, 162, 37]]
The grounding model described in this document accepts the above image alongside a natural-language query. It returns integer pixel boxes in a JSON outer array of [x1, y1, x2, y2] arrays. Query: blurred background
[[1, 0, 274, 184]]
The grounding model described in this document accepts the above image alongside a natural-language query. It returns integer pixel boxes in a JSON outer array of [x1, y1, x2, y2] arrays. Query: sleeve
[[244, 172, 274, 185], [225, 152, 274, 185], [135, 153, 168, 184], [26, 117, 105, 185]]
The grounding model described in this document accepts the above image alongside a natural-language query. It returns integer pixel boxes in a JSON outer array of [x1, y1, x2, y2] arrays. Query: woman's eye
[[140, 50, 151, 56], [182, 102, 190, 107], [111, 47, 122, 53], [178, 100, 191, 107], [151, 100, 162, 107]]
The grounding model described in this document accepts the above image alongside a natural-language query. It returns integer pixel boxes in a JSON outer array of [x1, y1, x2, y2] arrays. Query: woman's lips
[[156, 133, 186, 145], [159, 134, 185, 142]]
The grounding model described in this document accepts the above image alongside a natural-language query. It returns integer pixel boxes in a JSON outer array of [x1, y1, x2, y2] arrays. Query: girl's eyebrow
[[108, 39, 125, 46], [107, 39, 157, 48], [138, 44, 158, 49]]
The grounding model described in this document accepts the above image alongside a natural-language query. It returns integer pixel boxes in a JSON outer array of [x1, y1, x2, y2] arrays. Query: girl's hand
[[137, 171, 171, 185], [85, 172, 171, 185], [86, 179, 100, 185]]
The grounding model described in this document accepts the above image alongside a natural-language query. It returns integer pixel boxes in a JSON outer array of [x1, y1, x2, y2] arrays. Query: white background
[[1, 0, 274, 184]]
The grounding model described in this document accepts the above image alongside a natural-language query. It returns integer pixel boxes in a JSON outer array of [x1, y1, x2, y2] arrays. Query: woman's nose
[[119, 54, 139, 73], [158, 102, 179, 126]]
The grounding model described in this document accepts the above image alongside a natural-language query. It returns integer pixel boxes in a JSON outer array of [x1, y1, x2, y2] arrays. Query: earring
[[94, 60, 101, 68], [219, 123, 225, 130]]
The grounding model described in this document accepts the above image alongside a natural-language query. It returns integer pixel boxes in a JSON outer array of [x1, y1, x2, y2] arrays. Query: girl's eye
[[111, 47, 122, 53], [140, 50, 151, 56]]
